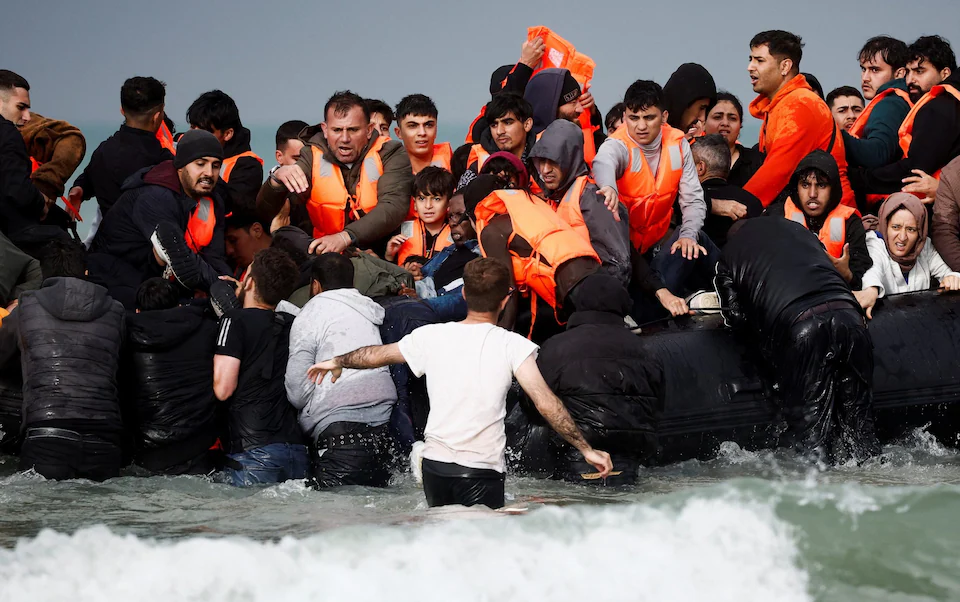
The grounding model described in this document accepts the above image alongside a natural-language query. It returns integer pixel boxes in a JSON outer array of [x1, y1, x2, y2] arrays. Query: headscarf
[[877, 192, 928, 272]]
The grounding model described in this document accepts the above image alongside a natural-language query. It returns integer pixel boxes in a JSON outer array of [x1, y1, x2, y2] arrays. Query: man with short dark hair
[[258, 90, 413, 256], [306, 257, 613, 509], [275, 120, 308, 167], [214, 247, 307, 486], [394, 94, 452, 174], [827, 86, 864, 133], [458, 93, 536, 179], [187, 90, 263, 214], [744, 30, 856, 208], [843, 36, 912, 169], [285, 253, 397, 488], [18, 239, 126, 480], [691, 134, 763, 248], [605, 103, 624, 134], [365, 99, 394, 138], [225, 212, 272, 278]]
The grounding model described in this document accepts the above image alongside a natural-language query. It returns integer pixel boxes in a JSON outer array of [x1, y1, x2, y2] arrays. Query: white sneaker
[[686, 290, 721, 314]]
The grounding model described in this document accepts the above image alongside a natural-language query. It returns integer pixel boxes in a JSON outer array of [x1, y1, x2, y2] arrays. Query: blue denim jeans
[[226, 443, 309, 487]]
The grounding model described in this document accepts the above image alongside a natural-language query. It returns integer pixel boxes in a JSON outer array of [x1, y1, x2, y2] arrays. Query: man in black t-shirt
[[213, 247, 306, 486]]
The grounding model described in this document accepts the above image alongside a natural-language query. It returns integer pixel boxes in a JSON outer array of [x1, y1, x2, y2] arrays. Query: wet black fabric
[[421, 458, 505, 509], [728, 144, 765, 189], [0, 115, 46, 239], [0, 309, 22, 452], [774, 308, 880, 461], [311, 422, 392, 489], [701, 177, 764, 248], [19, 428, 123, 481]]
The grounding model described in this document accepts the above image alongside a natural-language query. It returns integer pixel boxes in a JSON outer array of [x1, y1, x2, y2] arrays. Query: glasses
[[447, 212, 470, 225]]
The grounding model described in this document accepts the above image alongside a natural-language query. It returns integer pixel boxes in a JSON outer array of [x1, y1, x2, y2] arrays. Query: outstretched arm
[[514, 355, 613, 477], [306, 343, 405, 384]]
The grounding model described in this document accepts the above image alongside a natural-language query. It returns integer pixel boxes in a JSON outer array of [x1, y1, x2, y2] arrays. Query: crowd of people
[[1, 27, 960, 508]]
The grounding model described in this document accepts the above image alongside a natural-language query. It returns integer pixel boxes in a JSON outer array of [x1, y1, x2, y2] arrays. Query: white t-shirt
[[398, 322, 539, 473]]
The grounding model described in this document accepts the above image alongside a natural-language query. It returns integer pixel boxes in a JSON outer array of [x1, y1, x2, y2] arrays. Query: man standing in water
[[307, 257, 613, 509]]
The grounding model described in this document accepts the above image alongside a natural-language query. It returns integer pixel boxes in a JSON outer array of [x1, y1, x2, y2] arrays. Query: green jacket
[[841, 78, 911, 169], [287, 253, 414, 308]]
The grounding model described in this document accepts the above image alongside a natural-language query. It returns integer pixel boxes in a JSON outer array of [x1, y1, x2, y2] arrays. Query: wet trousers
[[421, 458, 505, 509]]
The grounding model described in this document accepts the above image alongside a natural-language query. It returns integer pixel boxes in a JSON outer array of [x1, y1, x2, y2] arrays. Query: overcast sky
[[2, 0, 958, 128]]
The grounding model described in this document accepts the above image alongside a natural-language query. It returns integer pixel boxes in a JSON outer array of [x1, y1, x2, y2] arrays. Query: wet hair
[[750, 30, 804, 69], [691, 134, 731, 179], [414, 166, 456, 198], [120, 77, 166, 117], [225, 210, 268, 233], [826, 86, 864, 109], [604, 102, 625, 132], [463, 258, 511, 313], [136, 277, 179, 311], [623, 80, 665, 113], [248, 248, 299, 307], [859, 36, 910, 71], [187, 90, 242, 132], [709, 91, 744, 121], [908, 35, 957, 73], [364, 98, 393, 124], [794, 166, 832, 188], [324, 90, 369, 122], [0, 70, 29, 93], [395, 94, 438, 122], [39, 239, 85, 280], [485, 92, 533, 124], [270, 236, 309, 267], [311, 252, 354, 291], [480, 157, 523, 188], [275, 120, 308, 149]]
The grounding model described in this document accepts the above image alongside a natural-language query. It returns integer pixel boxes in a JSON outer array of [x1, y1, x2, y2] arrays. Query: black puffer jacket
[[124, 304, 220, 467], [537, 275, 664, 457], [18, 277, 125, 429]]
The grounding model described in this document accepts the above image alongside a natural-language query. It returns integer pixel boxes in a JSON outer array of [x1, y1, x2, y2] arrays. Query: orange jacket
[[746, 75, 855, 209], [783, 198, 856, 258], [308, 136, 387, 238], [474, 189, 598, 309], [898, 84, 960, 179], [608, 124, 685, 253], [185, 197, 217, 253], [397, 220, 453, 265], [220, 151, 263, 183], [849, 88, 913, 139]]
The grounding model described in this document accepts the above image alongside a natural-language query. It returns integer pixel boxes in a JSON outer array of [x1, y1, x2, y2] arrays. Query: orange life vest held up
[[157, 122, 176, 155], [849, 88, 913, 139], [307, 136, 387, 239], [609, 124, 686, 253], [550, 174, 592, 242], [783, 198, 856, 258], [220, 151, 264, 183], [898, 84, 960, 179], [397, 221, 453, 265], [185, 197, 216, 253], [474, 189, 599, 309]]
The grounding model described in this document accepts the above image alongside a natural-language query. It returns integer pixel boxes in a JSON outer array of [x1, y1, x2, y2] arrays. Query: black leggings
[[421, 458, 505, 509]]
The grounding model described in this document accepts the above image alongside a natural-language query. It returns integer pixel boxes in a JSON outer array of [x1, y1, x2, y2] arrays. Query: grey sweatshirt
[[284, 288, 397, 441], [593, 131, 706, 243]]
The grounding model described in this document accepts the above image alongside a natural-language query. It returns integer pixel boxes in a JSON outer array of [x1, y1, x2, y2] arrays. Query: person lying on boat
[[855, 192, 960, 318]]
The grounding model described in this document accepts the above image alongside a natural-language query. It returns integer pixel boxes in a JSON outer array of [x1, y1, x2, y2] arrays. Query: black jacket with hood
[[0, 115, 46, 240], [524, 68, 606, 151], [528, 119, 631, 285], [221, 126, 264, 216], [537, 274, 664, 458], [18, 277, 126, 434], [663, 63, 717, 132], [123, 303, 220, 470], [767, 150, 871, 289], [468, 63, 537, 145], [88, 161, 230, 308]]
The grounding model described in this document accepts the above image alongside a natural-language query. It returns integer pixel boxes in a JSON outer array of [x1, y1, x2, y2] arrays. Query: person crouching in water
[[213, 248, 308, 486], [306, 257, 612, 509], [715, 218, 880, 462], [768, 150, 872, 290], [855, 192, 960, 318], [385, 166, 454, 268]]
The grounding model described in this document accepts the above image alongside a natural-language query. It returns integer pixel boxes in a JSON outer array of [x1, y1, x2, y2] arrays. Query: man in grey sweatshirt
[[285, 252, 398, 488]]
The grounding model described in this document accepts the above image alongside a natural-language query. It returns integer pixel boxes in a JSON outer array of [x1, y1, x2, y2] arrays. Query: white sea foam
[[0, 497, 810, 602]]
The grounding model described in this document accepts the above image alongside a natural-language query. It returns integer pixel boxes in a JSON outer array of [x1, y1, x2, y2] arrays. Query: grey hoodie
[[530, 120, 631, 285], [284, 288, 397, 441]]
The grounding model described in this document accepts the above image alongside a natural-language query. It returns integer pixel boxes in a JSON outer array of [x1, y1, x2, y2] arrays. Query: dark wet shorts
[[421, 458, 505, 509]]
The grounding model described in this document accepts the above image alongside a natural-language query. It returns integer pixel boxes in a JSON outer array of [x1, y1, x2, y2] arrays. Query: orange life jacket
[[397, 220, 453, 265], [0, 307, 9, 328], [220, 151, 263, 183], [898, 84, 960, 179], [28, 157, 82, 220], [307, 136, 387, 239], [468, 144, 491, 171], [157, 122, 176, 155], [474, 189, 599, 309], [405, 143, 455, 219], [609, 124, 686, 253], [550, 174, 591, 242], [783, 198, 856, 258], [849, 87, 913, 139], [185, 197, 216, 253]]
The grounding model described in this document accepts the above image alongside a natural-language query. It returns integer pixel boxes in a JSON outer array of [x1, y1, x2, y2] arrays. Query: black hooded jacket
[[221, 126, 264, 216], [525, 68, 575, 136], [663, 63, 717, 131], [123, 304, 220, 468], [767, 150, 871, 289], [0, 115, 46, 239], [538, 275, 664, 457], [467, 63, 537, 145], [18, 277, 126, 434]]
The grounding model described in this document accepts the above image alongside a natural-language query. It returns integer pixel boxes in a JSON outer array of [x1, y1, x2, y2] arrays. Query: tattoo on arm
[[336, 343, 404, 370], [515, 356, 591, 452]]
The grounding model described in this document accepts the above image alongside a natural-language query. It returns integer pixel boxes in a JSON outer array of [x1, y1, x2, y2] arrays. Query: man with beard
[[88, 130, 230, 308]]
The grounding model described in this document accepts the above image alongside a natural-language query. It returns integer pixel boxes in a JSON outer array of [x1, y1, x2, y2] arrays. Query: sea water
[[3, 427, 960, 601]]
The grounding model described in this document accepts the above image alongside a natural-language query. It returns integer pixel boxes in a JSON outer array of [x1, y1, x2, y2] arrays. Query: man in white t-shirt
[[307, 257, 613, 509]]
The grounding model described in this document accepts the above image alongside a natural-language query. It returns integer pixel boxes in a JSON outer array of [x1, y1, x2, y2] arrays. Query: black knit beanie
[[173, 129, 224, 169]]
